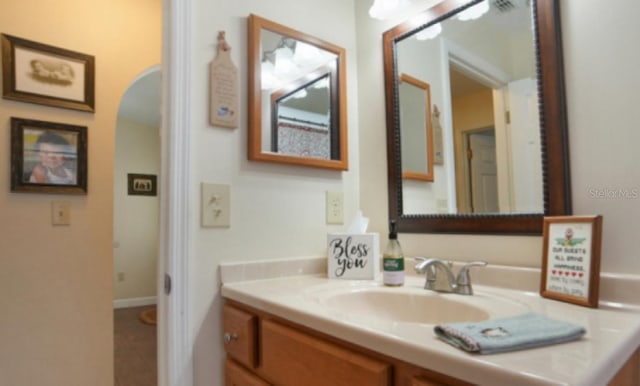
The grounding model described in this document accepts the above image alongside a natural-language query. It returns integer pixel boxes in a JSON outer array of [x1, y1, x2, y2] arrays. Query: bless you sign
[[540, 215, 603, 308], [327, 233, 380, 279]]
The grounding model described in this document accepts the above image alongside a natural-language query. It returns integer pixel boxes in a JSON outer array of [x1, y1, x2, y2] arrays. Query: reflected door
[[468, 131, 498, 213]]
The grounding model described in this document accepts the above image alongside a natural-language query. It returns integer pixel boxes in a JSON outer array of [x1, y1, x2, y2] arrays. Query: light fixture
[[415, 23, 442, 40], [369, 0, 410, 20], [457, 0, 490, 21]]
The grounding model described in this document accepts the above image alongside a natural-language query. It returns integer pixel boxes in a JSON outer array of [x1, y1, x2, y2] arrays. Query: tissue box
[[327, 233, 380, 279]]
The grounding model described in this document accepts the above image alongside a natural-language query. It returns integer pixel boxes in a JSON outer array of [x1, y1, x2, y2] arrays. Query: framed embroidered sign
[[540, 215, 603, 308]]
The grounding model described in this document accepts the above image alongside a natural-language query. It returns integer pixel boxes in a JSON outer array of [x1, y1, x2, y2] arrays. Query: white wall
[[113, 117, 159, 302], [188, 1, 359, 384], [357, 0, 640, 271], [561, 0, 640, 274]]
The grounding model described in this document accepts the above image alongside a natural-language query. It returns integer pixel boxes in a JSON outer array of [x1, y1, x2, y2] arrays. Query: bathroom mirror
[[399, 73, 434, 182], [384, 0, 571, 234], [248, 14, 348, 170]]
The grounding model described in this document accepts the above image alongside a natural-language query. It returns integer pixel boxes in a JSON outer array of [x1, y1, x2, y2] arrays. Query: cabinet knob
[[224, 332, 238, 344]]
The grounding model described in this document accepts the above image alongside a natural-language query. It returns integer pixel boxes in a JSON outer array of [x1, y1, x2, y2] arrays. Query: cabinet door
[[260, 319, 391, 386], [410, 376, 447, 386], [225, 359, 270, 386], [223, 304, 258, 368]]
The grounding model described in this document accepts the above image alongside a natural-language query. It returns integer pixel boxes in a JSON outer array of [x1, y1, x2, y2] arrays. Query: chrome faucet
[[414, 258, 487, 295]]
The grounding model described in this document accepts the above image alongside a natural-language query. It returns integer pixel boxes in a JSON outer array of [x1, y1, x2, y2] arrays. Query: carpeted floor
[[114, 306, 157, 386]]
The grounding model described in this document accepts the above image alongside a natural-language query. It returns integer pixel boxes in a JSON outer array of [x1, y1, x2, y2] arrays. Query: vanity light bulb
[[369, 0, 401, 20], [415, 23, 442, 40], [457, 0, 490, 21]]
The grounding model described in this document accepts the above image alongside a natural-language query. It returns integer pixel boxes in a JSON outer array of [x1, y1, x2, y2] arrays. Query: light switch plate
[[326, 191, 344, 224], [201, 183, 230, 228], [51, 201, 71, 225]]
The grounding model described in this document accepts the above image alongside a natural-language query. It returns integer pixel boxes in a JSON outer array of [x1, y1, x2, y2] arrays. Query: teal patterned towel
[[434, 312, 586, 354]]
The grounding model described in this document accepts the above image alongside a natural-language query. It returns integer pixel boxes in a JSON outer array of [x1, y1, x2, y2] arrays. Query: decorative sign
[[432, 105, 444, 165], [540, 215, 603, 308], [327, 233, 379, 279], [209, 31, 238, 128]]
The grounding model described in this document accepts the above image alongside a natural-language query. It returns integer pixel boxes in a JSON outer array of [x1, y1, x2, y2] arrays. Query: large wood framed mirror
[[248, 14, 348, 170], [384, 0, 571, 234]]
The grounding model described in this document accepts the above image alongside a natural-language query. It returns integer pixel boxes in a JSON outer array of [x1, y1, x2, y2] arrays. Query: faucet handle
[[455, 261, 487, 295], [413, 256, 428, 273]]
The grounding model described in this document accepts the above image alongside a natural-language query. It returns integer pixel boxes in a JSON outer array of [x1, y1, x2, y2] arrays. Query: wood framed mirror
[[383, 0, 571, 234], [248, 14, 348, 170], [399, 73, 434, 182]]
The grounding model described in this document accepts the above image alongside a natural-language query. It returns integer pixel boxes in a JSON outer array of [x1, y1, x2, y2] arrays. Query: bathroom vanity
[[223, 301, 470, 385], [220, 261, 640, 386]]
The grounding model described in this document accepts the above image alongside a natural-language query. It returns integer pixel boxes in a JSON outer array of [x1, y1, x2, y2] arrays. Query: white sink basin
[[323, 289, 489, 324], [302, 281, 531, 326]]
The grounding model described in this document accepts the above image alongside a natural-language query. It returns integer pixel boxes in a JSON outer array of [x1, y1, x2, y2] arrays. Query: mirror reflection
[[248, 14, 348, 170], [271, 68, 338, 159], [383, 0, 571, 234], [399, 73, 434, 183], [396, 0, 541, 215]]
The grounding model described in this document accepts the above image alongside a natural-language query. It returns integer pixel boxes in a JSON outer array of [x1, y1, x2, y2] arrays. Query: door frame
[[158, 1, 193, 385]]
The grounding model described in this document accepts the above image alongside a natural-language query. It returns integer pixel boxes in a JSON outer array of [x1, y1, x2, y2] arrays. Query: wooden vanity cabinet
[[225, 358, 270, 386], [260, 318, 391, 386], [223, 301, 469, 386], [222, 304, 258, 369]]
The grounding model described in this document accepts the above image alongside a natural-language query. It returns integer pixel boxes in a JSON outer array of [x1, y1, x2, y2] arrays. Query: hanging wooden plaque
[[210, 31, 238, 128]]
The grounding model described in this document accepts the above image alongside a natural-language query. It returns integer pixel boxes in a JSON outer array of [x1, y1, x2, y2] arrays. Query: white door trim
[[158, 0, 193, 385]]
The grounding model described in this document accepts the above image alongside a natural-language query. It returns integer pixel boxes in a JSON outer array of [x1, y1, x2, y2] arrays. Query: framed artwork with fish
[[2, 33, 95, 112]]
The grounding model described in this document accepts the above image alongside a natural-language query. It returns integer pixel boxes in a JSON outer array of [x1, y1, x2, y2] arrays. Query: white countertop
[[221, 271, 640, 386]]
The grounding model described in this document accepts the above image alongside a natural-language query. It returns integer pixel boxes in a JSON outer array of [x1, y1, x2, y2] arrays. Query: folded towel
[[434, 312, 586, 354]]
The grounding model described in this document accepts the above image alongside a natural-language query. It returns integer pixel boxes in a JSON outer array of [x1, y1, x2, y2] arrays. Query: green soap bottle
[[383, 220, 404, 286]]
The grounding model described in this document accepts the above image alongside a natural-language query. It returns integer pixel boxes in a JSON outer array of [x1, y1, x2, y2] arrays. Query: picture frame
[[2, 33, 95, 112], [10, 117, 88, 195], [128, 174, 157, 196], [540, 215, 603, 308]]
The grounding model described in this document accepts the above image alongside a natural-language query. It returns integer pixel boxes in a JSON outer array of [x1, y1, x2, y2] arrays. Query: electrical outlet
[[201, 183, 230, 228], [51, 201, 71, 225], [326, 191, 344, 224]]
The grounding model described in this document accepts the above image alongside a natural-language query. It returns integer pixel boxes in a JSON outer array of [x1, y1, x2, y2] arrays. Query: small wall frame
[[10, 117, 88, 195], [540, 215, 603, 308], [2, 34, 95, 112], [127, 173, 157, 196]]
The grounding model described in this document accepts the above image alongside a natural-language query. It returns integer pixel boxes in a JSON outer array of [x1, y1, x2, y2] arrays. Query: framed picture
[[10, 117, 88, 194], [2, 34, 95, 112], [540, 215, 603, 308], [128, 174, 157, 196]]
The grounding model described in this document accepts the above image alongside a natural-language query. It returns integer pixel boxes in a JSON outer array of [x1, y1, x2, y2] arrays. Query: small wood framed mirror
[[399, 73, 434, 182], [248, 14, 348, 170]]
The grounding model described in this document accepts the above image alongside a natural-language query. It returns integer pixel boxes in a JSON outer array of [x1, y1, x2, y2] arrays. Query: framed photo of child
[[10, 117, 88, 194], [540, 215, 603, 308]]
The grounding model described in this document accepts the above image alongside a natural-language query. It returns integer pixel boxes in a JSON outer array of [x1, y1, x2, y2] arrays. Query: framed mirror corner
[[384, 0, 571, 235], [247, 13, 349, 171]]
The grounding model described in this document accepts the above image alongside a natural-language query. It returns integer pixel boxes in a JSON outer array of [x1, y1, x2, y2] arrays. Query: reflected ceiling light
[[369, 0, 410, 20], [261, 61, 279, 90], [291, 88, 308, 99], [415, 23, 442, 40], [274, 46, 295, 76], [293, 42, 321, 67], [312, 77, 329, 89], [457, 0, 490, 21]]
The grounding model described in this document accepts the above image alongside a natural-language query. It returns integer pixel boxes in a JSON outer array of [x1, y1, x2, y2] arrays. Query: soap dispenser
[[383, 220, 404, 286]]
